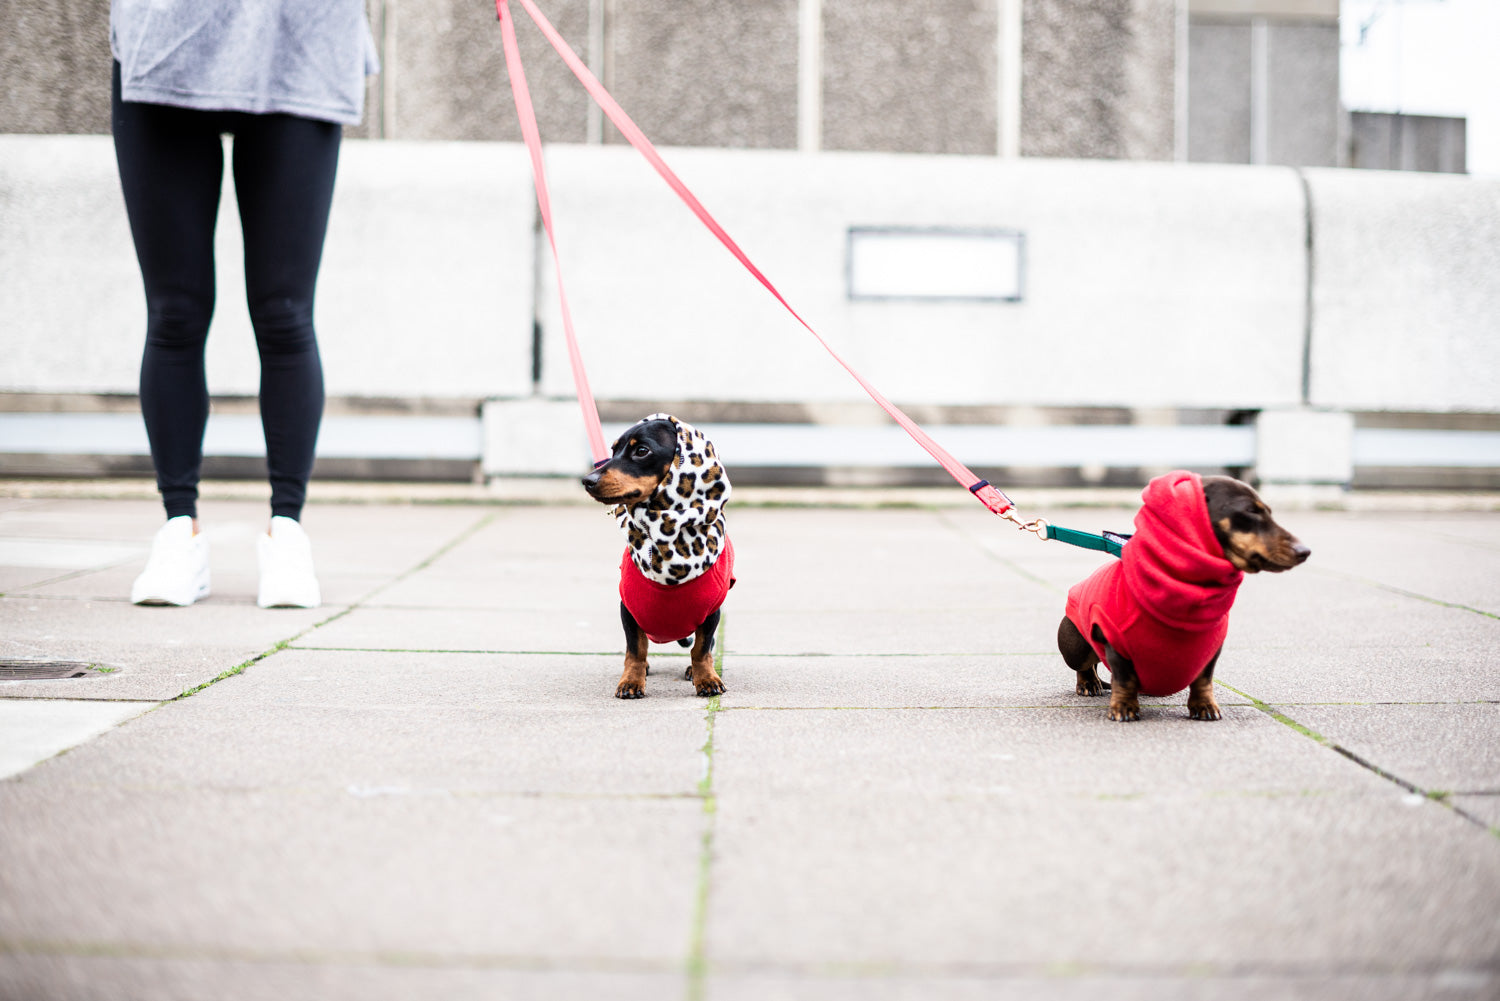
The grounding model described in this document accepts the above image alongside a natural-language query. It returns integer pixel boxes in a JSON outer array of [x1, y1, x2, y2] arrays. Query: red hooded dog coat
[[1064, 471, 1243, 697], [619, 538, 735, 645]]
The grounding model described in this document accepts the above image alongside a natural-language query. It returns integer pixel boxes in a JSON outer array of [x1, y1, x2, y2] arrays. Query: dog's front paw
[[1188, 699, 1222, 721], [616, 680, 645, 699], [689, 666, 725, 697], [1108, 697, 1140, 722]]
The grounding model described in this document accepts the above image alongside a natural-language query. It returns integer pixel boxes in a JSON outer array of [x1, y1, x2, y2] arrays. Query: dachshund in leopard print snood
[[582, 414, 735, 699]]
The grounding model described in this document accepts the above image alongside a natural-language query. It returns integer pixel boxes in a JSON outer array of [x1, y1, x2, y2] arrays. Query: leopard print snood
[[612, 413, 732, 586]]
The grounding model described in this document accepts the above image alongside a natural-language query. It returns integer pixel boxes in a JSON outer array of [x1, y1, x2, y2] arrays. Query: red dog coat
[[619, 538, 736, 645], [1065, 471, 1243, 697]]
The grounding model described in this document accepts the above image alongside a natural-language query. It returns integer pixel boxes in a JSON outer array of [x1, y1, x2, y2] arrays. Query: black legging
[[111, 62, 340, 521]]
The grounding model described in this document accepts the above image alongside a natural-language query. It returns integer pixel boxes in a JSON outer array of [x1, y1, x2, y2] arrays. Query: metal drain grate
[[0, 660, 109, 680]]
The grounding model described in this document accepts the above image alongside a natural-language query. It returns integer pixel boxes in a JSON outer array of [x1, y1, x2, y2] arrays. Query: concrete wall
[[1306, 167, 1500, 413], [1187, 14, 1340, 167], [0, 0, 1180, 162], [0, 136, 535, 399], [4, 135, 1497, 413], [534, 146, 1306, 408], [1021, 0, 1177, 161], [3, 136, 1498, 484]]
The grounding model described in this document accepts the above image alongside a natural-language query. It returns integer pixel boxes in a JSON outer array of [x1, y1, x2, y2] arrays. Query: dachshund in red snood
[[1058, 472, 1309, 722]]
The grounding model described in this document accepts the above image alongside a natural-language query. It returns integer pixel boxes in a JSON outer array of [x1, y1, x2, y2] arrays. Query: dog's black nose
[[582, 470, 600, 490], [1292, 543, 1311, 564]]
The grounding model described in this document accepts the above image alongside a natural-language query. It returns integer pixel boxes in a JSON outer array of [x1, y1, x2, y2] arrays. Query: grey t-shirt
[[110, 0, 380, 125]]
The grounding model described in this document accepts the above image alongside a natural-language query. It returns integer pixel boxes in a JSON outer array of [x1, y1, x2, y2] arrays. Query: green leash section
[[1043, 524, 1132, 559]]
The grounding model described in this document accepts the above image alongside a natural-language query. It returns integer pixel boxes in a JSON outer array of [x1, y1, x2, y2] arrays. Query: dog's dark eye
[[1231, 512, 1258, 532], [631, 445, 652, 460]]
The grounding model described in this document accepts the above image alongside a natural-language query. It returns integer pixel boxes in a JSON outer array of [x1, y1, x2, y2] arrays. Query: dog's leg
[[1058, 616, 1109, 696], [1187, 647, 1223, 721], [616, 602, 649, 699], [686, 608, 726, 697], [1094, 625, 1140, 722]]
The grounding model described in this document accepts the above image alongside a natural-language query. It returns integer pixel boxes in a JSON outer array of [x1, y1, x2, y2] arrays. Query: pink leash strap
[[496, 0, 609, 466], [497, 0, 1013, 515]]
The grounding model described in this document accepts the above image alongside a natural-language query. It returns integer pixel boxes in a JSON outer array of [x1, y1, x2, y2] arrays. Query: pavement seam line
[[0, 938, 680, 973], [3, 553, 145, 597], [686, 614, 726, 1001], [935, 507, 1064, 595], [1309, 566, 1498, 620], [170, 511, 499, 702], [1219, 682, 1500, 838]]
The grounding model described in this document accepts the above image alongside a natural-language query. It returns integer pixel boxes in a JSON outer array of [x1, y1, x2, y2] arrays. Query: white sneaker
[[257, 516, 321, 609], [131, 516, 211, 606]]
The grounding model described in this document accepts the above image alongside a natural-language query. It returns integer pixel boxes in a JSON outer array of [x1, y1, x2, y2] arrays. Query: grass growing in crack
[[170, 639, 292, 701], [1217, 683, 1330, 744], [165, 513, 495, 702], [1221, 683, 1500, 835], [686, 617, 727, 1001]]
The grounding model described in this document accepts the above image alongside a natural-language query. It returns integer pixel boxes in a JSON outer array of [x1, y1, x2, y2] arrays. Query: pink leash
[[496, 0, 1015, 515], [496, 0, 608, 465]]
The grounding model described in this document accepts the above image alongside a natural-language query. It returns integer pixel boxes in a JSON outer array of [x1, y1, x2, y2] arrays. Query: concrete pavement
[[1, 487, 1498, 1000]]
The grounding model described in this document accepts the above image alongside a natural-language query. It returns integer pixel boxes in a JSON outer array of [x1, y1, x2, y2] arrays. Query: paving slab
[[717, 654, 1254, 710], [0, 699, 157, 780], [0, 499, 489, 606], [1, 494, 1498, 999], [705, 970, 1500, 1001], [1450, 795, 1500, 830], [1278, 703, 1500, 794], [710, 706, 1379, 801], [724, 605, 1061, 657], [1222, 646, 1500, 704], [0, 595, 324, 700], [705, 705, 1500, 972], [1212, 567, 1495, 653], [198, 647, 689, 709], [705, 791, 1500, 971], [21, 669, 712, 798], [0, 782, 703, 965], [1269, 512, 1500, 615], [0, 957, 684, 1001], [730, 507, 1034, 612], [298, 606, 626, 654]]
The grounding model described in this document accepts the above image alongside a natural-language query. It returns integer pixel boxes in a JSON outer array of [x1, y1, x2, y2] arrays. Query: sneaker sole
[[132, 584, 211, 607]]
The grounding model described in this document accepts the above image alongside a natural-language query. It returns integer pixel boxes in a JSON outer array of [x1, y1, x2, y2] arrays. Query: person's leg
[[110, 62, 223, 522], [229, 112, 341, 522]]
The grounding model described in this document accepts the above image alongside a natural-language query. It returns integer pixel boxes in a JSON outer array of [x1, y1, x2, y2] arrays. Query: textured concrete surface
[[1, 491, 1498, 999], [3, 0, 1190, 163], [0, 135, 535, 400], [1021, 0, 1176, 161], [392, 0, 591, 142], [1307, 167, 1500, 413], [822, 0, 998, 155], [0, 0, 112, 135], [607, 0, 798, 150], [1187, 20, 1251, 165], [534, 147, 1308, 409], [9, 136, 1499, 431]]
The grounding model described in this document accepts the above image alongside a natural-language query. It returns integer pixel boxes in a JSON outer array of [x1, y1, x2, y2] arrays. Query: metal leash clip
[[1001, 509, 1049, 537]]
